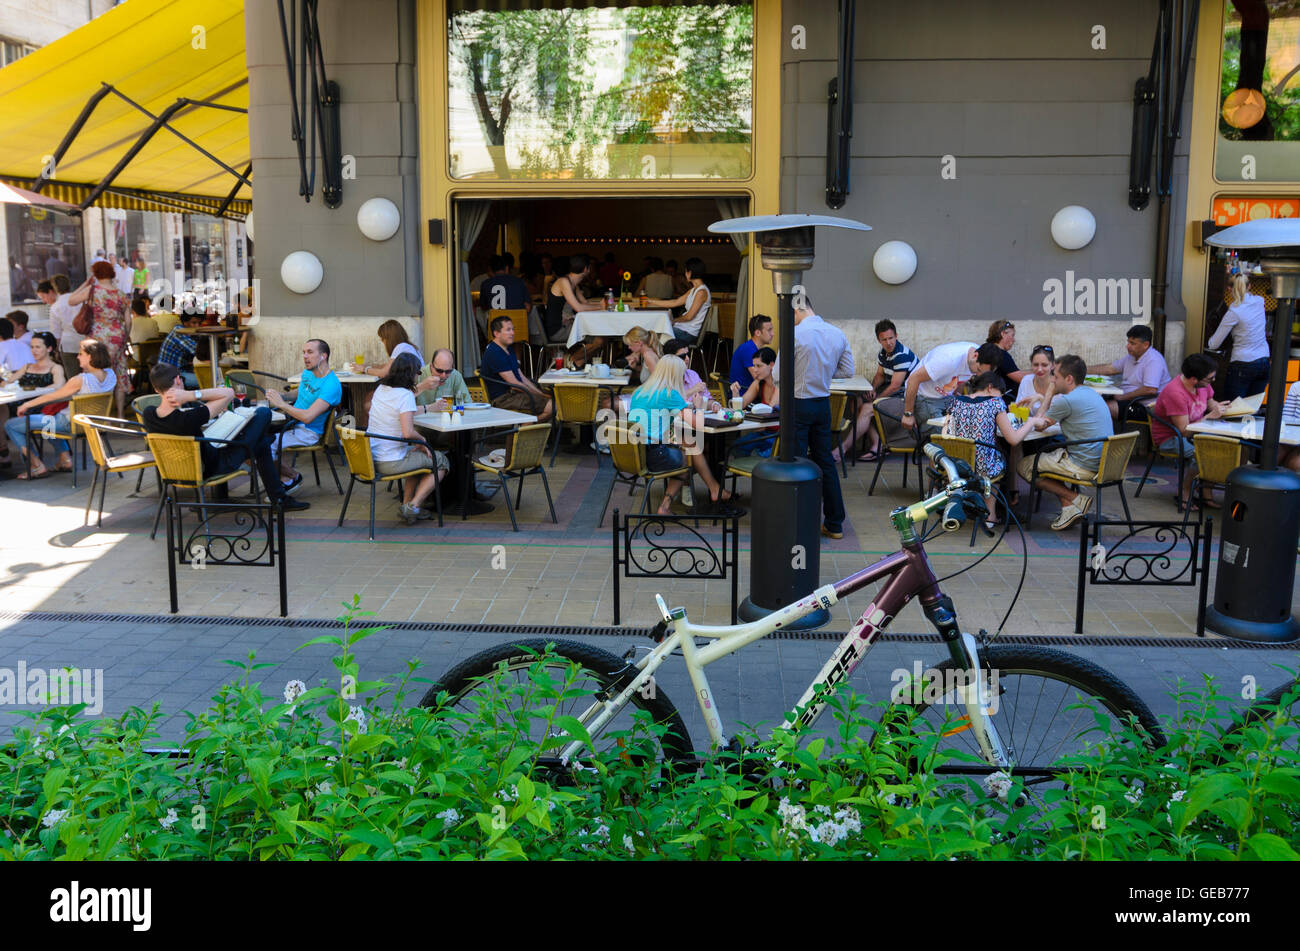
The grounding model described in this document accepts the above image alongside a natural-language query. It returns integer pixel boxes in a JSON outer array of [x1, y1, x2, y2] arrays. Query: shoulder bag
[[72, 286, 94, 336]]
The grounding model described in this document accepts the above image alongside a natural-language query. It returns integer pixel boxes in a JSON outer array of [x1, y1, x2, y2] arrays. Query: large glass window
[[6, 205, 85, 304], [1216, 0, 1300, 181], [447, 1, 753, 180]]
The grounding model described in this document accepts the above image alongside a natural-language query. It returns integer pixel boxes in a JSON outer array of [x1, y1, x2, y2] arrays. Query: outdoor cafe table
[[566, 309, 674, 349], [1187, 417, 1300, 447], [413, 406, 538, 517], [0, 383, 67, 480], [538, 368, 633, 389]]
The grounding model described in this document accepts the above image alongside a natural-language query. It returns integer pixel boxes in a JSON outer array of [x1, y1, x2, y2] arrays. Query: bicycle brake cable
[[929, 486, 1026, 643]]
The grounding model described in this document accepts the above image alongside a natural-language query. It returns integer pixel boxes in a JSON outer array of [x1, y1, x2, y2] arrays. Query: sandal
[[856, 449, 882, 462], [17, 466, 50, 480], [709, 488, 734, 505]]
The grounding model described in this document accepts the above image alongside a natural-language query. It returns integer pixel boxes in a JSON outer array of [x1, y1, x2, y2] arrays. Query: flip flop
[[17, 468, 50, 480], [856, 450, 882, 462]]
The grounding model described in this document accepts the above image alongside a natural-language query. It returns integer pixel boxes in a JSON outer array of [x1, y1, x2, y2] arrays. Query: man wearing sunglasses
[[415, 348, 471, 407]]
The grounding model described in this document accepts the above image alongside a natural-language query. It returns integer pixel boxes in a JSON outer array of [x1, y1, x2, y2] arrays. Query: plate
[[462, 402, 492, 410], [1084, 375, 1112, 386]]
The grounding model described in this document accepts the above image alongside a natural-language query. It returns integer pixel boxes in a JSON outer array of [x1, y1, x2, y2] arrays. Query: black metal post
[[777, 291, 795, 461], [1261, 297, 1295, 469]]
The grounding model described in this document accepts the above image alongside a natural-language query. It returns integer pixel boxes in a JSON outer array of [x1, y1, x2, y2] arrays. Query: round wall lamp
[[244, 211, 255, 242], [280, 250, 323, 294], [871, 240, 917, 284], [1051, 205, 1096, 250], [357, 197, 401, 241]]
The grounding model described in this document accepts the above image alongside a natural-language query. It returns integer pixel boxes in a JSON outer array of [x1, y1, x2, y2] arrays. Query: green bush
[[1, 598, 1296, 860]]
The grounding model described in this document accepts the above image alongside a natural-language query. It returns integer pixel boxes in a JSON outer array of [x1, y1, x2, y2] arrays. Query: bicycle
[[424, 445, 1166, 794]]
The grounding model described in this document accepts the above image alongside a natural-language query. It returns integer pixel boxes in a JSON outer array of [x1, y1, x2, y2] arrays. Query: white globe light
[[356, 197, 401, 241], [280, 250, 323, 294], [244, 211, 254, 242], [1051, 205, 1096, 250], [871, 240, 918, 285]]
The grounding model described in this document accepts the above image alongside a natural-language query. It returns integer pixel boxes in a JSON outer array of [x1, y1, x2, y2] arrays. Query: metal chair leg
[[151, 484, 169, 540], [97, 465, 109, 526], [598, 472, 620, 528], [338, 477, 355, 527], [1118, 482, 1132, 521], [515, 470, 525, 509], [432, 469, 444, 527], [83, 466, 99, 526], [311, 452, 321, 487], [500, 472, 519, 532], [368, 482, 377, 540], [323, 449, 343, 494], [539, 467, 558, 523]]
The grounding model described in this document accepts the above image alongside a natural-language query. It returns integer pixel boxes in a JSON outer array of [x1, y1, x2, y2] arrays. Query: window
[[447, 2, 753, 181], [1216, 0, 1300, 182], [6, 205, 86, 304], [1, 38, 36, 67]]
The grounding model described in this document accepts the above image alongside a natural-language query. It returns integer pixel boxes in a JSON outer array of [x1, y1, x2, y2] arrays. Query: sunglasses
[[431, 366, 453, 376], [1000, 321, 1015, 331], [1032, 345, 1054, 356]]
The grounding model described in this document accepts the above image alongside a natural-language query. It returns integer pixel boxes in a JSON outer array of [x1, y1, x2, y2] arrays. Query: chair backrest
[[504, 422, 553, 470], [1096, 430, 1140, 484], [1193, 434, 1244, 484], [132, 393, 162, 425], [707, 373, 728, 407], [929, 434, 977, 470], [466, 376, 490, 404], [225, 369, 265, 396], [67, 392, 114, 437], [605, 421, 647, 476], [144, 432, 205, 484], [1263, 359, 1300, 405], [702, 303, 720, 336], [828, 390, 847, 429], [193, 361, 214, 390], [489, 308, 531, 345], [335, 425, 377, 481], [552, 383, 600, 423], [75, 414, 145, 468]]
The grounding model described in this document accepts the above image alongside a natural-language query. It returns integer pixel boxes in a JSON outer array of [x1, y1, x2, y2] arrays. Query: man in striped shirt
[[860, 320, 920, 453]]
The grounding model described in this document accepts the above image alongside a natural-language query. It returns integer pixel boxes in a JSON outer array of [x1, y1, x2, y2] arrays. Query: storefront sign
[[1211, 197, 1299, 227]]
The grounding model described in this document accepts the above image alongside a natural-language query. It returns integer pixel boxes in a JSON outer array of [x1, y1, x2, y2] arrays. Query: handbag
[[72, 286, 94, 336]]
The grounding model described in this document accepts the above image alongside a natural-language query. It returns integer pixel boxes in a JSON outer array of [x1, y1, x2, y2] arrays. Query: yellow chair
[[829, 390, 853, 476], [131, 393, 161, 425], [335, 425, 441, 539], [489, 308, 535, 376], [549, 383, 601, 467], [192, 361, 215, 390], [144, 431, 253, 540], [1026, 430, 1139, 529], [275, 406, 344, 494], [25, 390, 115, 488], [926, 434, 977, 488], [724, 435, 778, 498], [473, 423, 557, 532], [598, 422, 692, 527], [75, 415, 159, 529], [1185, 434, 1245, 524], [465, 376, 490, 404], [866, 403, 922, 496], [708, 372, 729, 408]]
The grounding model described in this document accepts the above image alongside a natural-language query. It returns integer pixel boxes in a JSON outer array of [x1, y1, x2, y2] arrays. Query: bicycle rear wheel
[[874, 645, 1165, 788], [1220, 676, 1299, 763], [422, 639, 695, 774]]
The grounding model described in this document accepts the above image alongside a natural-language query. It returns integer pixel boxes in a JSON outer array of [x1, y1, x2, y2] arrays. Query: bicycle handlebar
[[894, 445, 993, 535]]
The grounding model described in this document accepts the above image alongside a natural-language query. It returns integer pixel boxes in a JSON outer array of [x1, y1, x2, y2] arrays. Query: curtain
[[714, 196, 750, 343], [456, 200, 492, 374]]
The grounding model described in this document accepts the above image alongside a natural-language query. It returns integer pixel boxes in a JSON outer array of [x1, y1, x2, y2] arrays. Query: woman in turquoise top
[[628, 354, 733, 514]]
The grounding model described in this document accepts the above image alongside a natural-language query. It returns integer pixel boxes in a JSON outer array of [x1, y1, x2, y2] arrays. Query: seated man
[[158, 312, 203, 388], [839, 319, 919, 461], [1088, 324, 1171, 422], [6, 309, 31, 347], [128, 297, 159, 343], [141, 362, 309, 511], [480, 315, 553, 422], [266, 338, 342, 493], [415, 348, 471, 407], [1150, 352, 1226, 509], [728, 313, 773, 393], [1016, 353, 1114, 530]]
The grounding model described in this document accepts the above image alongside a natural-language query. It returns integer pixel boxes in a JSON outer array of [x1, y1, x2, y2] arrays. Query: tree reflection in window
[[1219, 0, 1300, 142], [447, 3, 753, 180]]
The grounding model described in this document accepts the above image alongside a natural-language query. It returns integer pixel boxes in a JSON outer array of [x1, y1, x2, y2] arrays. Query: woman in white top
[[646, 256, 711, 344], [367, 352, 448, 524], [365, 319, 425, 379], [1014, 345, 1057, 416], [5, 338, 115, 479], [1208, 273, 1270, 400]]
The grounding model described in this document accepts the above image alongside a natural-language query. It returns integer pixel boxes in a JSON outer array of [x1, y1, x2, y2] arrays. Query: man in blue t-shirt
[[266, 338, 343, 493], [728, 313, 773, 392], [480, 315, 553, 421], [478, 254, 530, 312]]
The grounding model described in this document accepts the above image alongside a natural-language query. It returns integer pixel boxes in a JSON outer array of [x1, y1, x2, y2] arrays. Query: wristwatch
[[902, 410, 913, 417], [194, 389, 203, 401]]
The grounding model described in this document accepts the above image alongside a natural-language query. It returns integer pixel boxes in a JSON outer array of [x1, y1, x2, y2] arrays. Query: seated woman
[[644, 257, 711, 344], [660, 338, 711, 405], [364, 319, 424, 379], [5, 338, 111, 479], [0, 331, 66, 467], [945, 370, 1043, 526], [628, 354, 733, 514], [1014, 345, 1057, 416], [368, 352, 449, 525], [729, 346, 778, 409], [1150, 352, 1226, 510], [623, 326, 661, 386]]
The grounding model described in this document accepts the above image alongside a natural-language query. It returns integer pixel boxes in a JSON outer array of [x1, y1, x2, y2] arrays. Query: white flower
[[160, 808, 179, 830], [313, 780, 333, 797], [834, 807, 862, 835], [982, 770, 1014, 803], [497, 784, 518, 803], [883, 793, 898, 806], [396, 758, 408, 771], [1123, 781, 1144, 805], [436, 808, 461, 827], [623, 834, 635, 853], [1169, 789, 1186, 804], [42, 809, 68, 828], [343, 706, 367, 734], [284, 680, 307, 704], [813, 804, 832, 817], [592, 821, 610, 842]]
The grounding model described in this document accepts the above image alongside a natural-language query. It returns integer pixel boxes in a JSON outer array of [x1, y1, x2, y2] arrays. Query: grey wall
[[781, 0, 1192, 334], [246, 0, 420, 320]]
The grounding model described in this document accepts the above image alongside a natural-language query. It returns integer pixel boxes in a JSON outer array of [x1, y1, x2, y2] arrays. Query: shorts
[[273, 422, 323, 457], [645, 443, 686, 473], [494, 388, 547, 416], [1017, 446, 1097, 484], [1158, 434, 1195, 459], [376, 445, 447, 476]]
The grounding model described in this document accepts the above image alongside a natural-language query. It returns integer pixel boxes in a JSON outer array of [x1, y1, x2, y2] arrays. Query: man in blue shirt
[[480, 315, 552, 421], [266, 338, 343, 492], [729, 313, 773, 392], [479, 254, 530, 312]]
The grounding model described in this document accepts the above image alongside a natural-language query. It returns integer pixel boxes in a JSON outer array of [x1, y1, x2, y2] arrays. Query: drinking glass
[[354, 353, 365, 369], [233, 383, 247, 405]]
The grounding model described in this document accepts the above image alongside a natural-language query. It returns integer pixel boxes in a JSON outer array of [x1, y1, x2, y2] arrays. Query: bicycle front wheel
[[421, 639, 695, 773], [875, 645, 1165, 784]]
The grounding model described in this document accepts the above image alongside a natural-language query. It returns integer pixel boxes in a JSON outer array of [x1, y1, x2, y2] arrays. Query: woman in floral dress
[[946, 371, 1043, 527], [67, 260, 131, 415]]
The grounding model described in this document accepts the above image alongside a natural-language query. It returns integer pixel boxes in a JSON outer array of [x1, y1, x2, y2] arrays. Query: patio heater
[[1203, 218, 1300, 643], [708, 214, 871, 630]]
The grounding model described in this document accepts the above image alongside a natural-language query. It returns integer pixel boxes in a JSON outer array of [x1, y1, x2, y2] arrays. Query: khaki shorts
[[1017, 447, 1096, 484], [494, 388, 546, 416], [376, 445, 447, 476]]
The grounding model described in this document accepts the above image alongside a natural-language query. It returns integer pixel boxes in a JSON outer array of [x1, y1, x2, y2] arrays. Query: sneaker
[[399, 502, 418, 525], [1050, 494, 1092, 530], [411, 506, 436, 521], [279, 497, 311, 513], [282, 473, 304, 495]]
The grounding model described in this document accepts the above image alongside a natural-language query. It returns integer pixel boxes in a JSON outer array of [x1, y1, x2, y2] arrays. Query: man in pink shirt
[[1151, 352, 1226, 509]]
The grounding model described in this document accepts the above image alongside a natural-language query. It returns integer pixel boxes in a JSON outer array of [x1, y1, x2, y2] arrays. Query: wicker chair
[[829, 390, 853, 476], [1025, 430, 1139, 529], [866, 403, 922, 496], [1184, 434, 1245, 526], [707, 373, 729, 408], [24, 390, 115, 487], [192, 361, 215, 390], [466, 377, 490, 404], [75, 414, 160, 529], [276, 406, 344, 494], [488, 308, 535, 377], [598, 421, 692, 527], [472, 423, 557, 532], [144, 431, 254, 540], [724, 434, 778, 498], [549, 383, 601, 466], [1134, 408, 1190, 510], [335, 425, 441, 539]]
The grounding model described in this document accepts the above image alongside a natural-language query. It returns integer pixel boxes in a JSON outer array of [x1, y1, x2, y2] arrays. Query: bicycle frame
[[561, 515, 1013, 768]]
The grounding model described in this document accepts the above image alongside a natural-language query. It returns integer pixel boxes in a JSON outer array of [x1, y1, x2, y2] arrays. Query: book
[[1218, 392, 1264, 418]]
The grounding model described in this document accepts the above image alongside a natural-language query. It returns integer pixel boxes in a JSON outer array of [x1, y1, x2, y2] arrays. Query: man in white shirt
[[772, 296, 855, 539], [901, 341, 1003, 436], [110, 253, 135, 296]]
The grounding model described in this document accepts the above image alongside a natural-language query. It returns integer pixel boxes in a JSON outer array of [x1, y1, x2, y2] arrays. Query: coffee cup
[[593, 363, 611, 378], [730, 397, 743, 412]]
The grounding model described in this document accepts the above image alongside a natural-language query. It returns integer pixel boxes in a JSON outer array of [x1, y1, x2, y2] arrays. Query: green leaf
[[516, 775, 535, 804], [344, 828, 396, 856], [347, 734, 392, 755], [552, 715, 592, 750], [298, 634, 344, 650], [340, 842, 370, 860], [1177, 773, 1245, 833], [247, 757, 271, 793], [1206, 798, 1253, 832], [1259, 771, 1300, 800], [42, 767, 69, 806], [1245, 832, 1300, 861]]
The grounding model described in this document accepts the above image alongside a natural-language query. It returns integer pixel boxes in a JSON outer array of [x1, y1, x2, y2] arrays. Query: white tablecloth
[[566, 310, 674, 348]]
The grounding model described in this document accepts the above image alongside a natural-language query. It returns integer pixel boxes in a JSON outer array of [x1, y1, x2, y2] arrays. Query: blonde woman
[[1208, 273, 1269, 400], [623, 326, 660, 385], [628, 354, 733, 514], [364, 319, 423, 378]]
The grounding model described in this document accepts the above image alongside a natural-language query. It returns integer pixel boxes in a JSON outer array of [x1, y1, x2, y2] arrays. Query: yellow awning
[[0, 0, 248, 208]]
